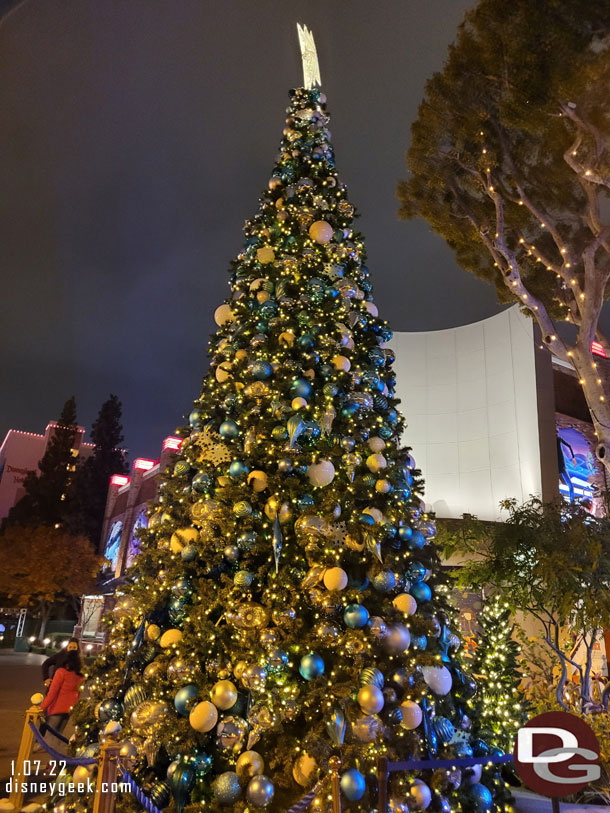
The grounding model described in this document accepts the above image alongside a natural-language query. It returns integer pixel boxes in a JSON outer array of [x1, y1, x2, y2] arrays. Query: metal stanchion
[[329, 756, 342, 813], [8, 693, 44, 812], [377, 755, 389, 813], [92, 731, 121, 813]]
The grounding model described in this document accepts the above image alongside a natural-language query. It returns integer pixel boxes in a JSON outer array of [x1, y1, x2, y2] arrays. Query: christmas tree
[[70, 31, 504, 813], [469, 595, 524, 753]]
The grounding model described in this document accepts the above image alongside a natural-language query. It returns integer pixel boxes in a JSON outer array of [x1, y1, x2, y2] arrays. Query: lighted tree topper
[[70, 29, 505, 813]]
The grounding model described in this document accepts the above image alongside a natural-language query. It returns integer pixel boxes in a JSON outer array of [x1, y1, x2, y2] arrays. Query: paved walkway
[[0, 650, 46, 798]]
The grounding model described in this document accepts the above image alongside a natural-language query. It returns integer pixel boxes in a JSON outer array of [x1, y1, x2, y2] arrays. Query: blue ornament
[[296, 494, 315, 510], [252, 360, 273, 380], [192, 750, 213, 778], [432, 716, 455, 744], [192, 472, 212, 493], [471, 738, 490, 757], [326, 708, 346, 746], [407, 561, 426, 581], [454, 742, 474, 758], [358, 513, 375, 526], [344, 604, 369, 629], [359, 667, 384, 688], [323, 383, 339, 397], [372, 571, 397, 592], [409, 530, 426, 550], [386, 708, 403, 725], [299, 652, 325, 681], [411, 581, 432, 602], [340, 769, 366, 801], [181, 544, 198, 562], [378, 424, 393, 440], [291, 377, 312, 398], [219, 419, 239, 438], [169, 762, 195, 812], [188, 409, 203, 428], [469, 784, 493, 812], [174, 684, 198, 716], [411, 634, 428, 650], [398, 526, 413, 541], [229, 460, 249, 479]]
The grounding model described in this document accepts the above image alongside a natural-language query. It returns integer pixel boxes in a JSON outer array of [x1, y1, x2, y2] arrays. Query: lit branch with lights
[[399, 0, 610, 472], [64, 27, 507, 813]]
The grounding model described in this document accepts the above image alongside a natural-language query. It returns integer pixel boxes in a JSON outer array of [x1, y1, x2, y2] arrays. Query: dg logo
[[514, 711, 601, 798]]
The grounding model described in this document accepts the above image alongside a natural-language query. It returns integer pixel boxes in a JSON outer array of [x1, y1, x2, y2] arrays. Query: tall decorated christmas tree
[[70, 29, 504, 813]]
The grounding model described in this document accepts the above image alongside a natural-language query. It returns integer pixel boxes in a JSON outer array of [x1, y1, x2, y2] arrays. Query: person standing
[[41, 637, 80, 688], [37, 649, 84, 745]]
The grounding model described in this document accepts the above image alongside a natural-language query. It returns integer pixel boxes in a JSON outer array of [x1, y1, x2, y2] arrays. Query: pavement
[[0, 650, 47, 801]]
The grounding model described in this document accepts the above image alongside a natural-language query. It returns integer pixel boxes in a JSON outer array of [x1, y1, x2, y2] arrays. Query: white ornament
[[421, 666, 452, 696], [368, 436, 385, 453], [332, 355, 351, 372], [307, 459, 336, 487], [385, 624, 411, 653], [363, 301, 379, 317], [399, 701, 422, 730], [323, 567, 348, 591]]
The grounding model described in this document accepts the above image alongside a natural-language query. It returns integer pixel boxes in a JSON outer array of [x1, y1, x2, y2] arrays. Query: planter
[[514, 789, 609, 812]]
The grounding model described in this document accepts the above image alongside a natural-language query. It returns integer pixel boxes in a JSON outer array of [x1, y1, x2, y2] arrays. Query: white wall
[[393, 307, 543, 521]]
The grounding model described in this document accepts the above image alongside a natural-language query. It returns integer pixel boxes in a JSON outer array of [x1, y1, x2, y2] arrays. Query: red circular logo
[[513, 711, 600, 797]]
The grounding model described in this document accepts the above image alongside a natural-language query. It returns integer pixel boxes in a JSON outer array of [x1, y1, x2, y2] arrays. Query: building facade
[[0, 421, 95, 521]]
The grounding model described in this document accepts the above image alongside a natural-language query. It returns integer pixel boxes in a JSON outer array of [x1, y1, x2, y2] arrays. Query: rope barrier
[[42, 722, 70, 744], [28, 722, 98, 766], [118, 766, 163, 813], [286, 780, 325, 813], [388, 753, 513, 772]]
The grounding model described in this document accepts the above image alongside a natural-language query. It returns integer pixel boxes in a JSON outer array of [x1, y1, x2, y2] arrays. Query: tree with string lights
[[398, 0, 610, 474], [468, 594, 525, 754], [67, 30, 506, 813]]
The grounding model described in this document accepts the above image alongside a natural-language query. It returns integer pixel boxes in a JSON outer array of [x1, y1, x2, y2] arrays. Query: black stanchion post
[[377, 756, 389, 813]]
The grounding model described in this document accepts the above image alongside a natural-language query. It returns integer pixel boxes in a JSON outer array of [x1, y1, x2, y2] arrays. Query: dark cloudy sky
[[1, 0, 509, 458]]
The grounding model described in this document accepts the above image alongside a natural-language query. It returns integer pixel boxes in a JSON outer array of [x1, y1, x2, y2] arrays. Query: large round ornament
[[323, 566, 348, 591], [357, 685, 384, 714], [393, 593, 417, 615], [211, 679, 238, 710], [159, 629, 182, 648], [340, 769, 366, 801], [214, 304, 234, 326], [216, 716, 248, 754], [372, 570, 397, 592], [399, 700, 423, 730], [189, 700, 218, 733], [344, 604, 369, 629], [174, 684, 198, 716], [309, 220, 333, 244], [256, 246, 275, 264], [212, 771, 241, 805], [292, 753, 317, 787], [411, 581, 432, 602], [236, 751, 265, 784], [246, 775, 275, 808], [468, 783, 493, 812], [247, 470, 269, 492], [307, 459, 336, 487], [421, 666, 452, 696], [219, 419, 239, 438], [385, 623, 411, 653], [410, 780, 432, 810], [97, 698, 123, 722], [359, 667, 384, 688], [299, 653, 325, 680], [130, 701, 169, 730], [366, 453, 387, 473], [170, 527, 198, 551]]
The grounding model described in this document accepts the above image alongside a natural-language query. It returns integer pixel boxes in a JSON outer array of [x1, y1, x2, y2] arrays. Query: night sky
[[1, 0, 509, 459]]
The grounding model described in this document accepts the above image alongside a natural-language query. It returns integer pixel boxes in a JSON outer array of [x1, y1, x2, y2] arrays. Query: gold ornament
[[236, 751, 265, 783]]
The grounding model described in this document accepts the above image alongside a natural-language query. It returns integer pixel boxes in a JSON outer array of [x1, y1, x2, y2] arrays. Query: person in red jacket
[[38, 649, 84, 744]]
